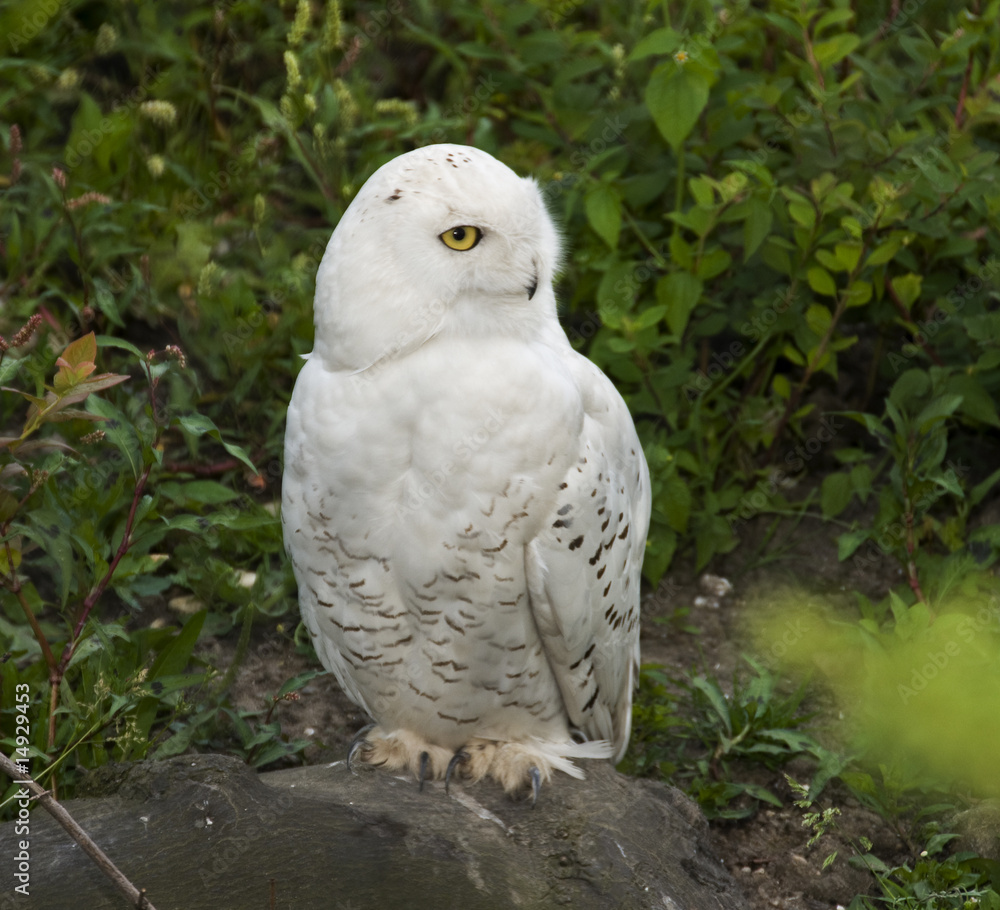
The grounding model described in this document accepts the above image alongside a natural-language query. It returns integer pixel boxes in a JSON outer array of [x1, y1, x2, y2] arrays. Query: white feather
[[282, 144, 650, 778]]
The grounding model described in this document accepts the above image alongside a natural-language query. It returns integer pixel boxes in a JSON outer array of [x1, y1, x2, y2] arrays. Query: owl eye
[[440, 225, 482, 251]]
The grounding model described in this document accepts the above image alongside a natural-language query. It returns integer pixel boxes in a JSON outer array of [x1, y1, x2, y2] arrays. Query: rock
[[0, 754, 749, 909]]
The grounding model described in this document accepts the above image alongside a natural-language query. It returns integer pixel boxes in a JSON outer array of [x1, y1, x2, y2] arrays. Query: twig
[[877, 0, 901, 39], [0, 750, 158, 910], [53, 461, 153, 719], [900, 477, 929, 609], [954, 48, 974, 129]]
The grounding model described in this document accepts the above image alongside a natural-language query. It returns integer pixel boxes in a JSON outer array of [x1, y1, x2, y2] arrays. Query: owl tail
[[524, 737, 616, 781]]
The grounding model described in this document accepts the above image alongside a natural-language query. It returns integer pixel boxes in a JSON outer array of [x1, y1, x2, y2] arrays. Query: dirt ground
[[201, 506, 929, 910]]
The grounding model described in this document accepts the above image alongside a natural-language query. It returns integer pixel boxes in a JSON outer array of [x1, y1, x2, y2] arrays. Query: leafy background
[[2, 1, 1000, 906]]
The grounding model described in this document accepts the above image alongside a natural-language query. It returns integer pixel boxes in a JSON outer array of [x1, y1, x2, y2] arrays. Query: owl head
[[311, 144, 563, 371]]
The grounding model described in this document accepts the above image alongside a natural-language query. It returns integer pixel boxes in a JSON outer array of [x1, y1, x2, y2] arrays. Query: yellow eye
[[440, 225, 482, 251]]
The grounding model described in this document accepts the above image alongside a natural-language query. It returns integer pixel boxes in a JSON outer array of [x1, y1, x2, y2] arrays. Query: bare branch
[[0, 751, 158, 910]]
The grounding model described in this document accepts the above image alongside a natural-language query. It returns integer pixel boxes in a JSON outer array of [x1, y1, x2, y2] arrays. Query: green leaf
[[585, 183, 622, 249], [657, 271, 703, 337], [96, 335, 146, 360], [865, 237, 901, 267], [838, 529, 870, 560], [743, 197, 773, 262], [845, 280, 872, 307], [159, 480, 242, 505], [889, 369, 930, 410], [0, 355, 24, 386], [633, 304, 668, 330], [821, 472, 853, 518], [597, 261, 642, 327], [807, 267, 837, 297], [813, 33, 860, 67], [945, 372, 1000, 427], [914, 394, 963, 428], [151, 610, 207, 679], [646, 63, 710, 151], [834, 242, 862, 272], [696, 248, 731, 281], [814, 8, 855, 33], [629, 27, 681, 61], [787, 200, 816, 229], [86, 395, 144, 480], [175, 413, 258, 474], [891, 273, 922, 311], [815, 249, 843, 272], [806, 304, 832, 336], [23, 509, 75, 605], [659, 474, 691, 533], [276, 669, 327, 698]]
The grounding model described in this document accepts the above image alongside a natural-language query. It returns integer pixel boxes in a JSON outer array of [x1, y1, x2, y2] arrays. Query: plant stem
[[0, 750, 159, 910], [58, 462, 153, 673], [900, 473, 928, 608]]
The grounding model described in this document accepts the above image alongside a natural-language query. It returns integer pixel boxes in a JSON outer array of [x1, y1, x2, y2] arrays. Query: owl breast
[[282, 333, 585, 749]]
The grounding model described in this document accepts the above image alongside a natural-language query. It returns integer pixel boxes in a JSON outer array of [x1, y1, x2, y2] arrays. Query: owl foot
[[346, 725, 453, 785], [444, 738, 554, 803]]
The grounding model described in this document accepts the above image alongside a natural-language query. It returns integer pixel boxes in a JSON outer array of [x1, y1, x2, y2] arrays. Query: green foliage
[[2, 9, 999, 893], [750, 572, 1000, 801], [3, 0, 997, 591], [0, 317, 293, 810], [788, 772, 1000, 910], [624, 658, 839, 819]]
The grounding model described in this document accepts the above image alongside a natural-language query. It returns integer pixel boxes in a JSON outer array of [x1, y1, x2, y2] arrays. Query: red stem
[[56, 462, 153, 673]]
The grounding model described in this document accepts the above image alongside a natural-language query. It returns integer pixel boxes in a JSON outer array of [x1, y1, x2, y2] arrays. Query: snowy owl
[[282, 144, 650, 800]]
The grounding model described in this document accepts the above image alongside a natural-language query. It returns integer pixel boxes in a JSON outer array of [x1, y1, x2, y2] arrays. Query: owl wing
[[525, 352, 651, 763]]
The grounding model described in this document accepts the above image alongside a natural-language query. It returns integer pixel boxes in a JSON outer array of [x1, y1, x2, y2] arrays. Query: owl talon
[[529, 766, 541, 808], [347, 723, 377, 774], [418, 750, 431, 791], [445, 750, 470, 794]]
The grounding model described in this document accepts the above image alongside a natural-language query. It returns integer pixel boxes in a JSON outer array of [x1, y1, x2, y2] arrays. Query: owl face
[[311, 145, 563, 370]]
